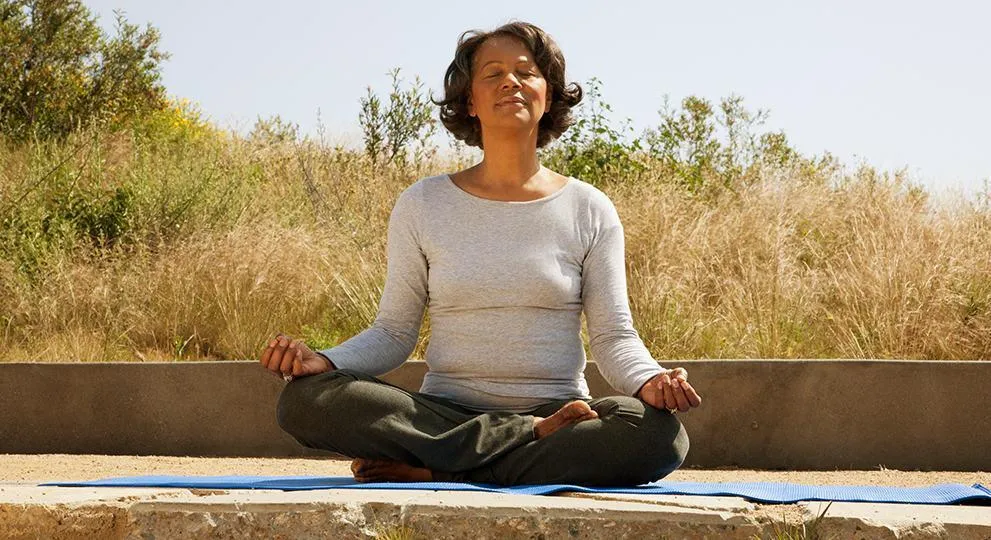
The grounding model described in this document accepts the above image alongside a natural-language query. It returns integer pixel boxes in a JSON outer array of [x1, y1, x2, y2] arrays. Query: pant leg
[[435, 395, 689, 486], [276, 368, 540, 472]]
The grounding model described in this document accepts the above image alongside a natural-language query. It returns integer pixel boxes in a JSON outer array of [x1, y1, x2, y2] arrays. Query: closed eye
[[487, 71, 538, 78]]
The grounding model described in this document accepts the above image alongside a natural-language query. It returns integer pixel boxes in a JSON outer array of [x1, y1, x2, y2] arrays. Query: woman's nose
[[500, 73, 522, 89]]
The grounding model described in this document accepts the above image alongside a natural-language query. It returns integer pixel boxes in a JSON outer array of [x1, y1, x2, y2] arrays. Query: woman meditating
[[260, 20, 701, 487]]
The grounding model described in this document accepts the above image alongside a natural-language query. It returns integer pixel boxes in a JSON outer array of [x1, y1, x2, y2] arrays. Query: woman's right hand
[[260, 333, 335, 380]]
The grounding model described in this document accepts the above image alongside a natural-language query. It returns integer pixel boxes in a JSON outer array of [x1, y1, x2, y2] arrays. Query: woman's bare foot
[[532, 400, 598, 439], [350, 458, 434, 483]]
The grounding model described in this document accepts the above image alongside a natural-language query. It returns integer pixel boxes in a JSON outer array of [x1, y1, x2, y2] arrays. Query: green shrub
[[0, 0, 169, 142], [641, 94, 807, 193], [539, 77, 647, 188], [358, 67, 438, 170]]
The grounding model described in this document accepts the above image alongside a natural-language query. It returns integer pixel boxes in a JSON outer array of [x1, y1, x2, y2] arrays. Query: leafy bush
[[358, 67, 438, 170], [539, 77, 647, 188], [538, 79, 812, 195], [0, 0, 170, 142], [130, 96, 223, 145], [641, 94, 811, 193]]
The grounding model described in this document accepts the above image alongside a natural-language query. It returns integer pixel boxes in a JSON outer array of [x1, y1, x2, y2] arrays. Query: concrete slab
[[803, 500, 991, 540], [0, 484, 189, 505], [3, 483, 990, 540], [0, 484, 761, 539]]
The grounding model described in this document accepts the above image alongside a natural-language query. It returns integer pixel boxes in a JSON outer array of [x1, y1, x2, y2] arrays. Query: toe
[[577, 411, 598, 422], [565, 400, 593, 418], [354, 469, 385, 482], [353, 458, 390, 473]]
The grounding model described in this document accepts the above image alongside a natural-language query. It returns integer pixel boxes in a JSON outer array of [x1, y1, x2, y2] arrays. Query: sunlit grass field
[[1, 126, 988, 362]]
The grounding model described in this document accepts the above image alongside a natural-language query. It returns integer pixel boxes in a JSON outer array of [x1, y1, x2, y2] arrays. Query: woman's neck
[[474, 129, 542, 190]]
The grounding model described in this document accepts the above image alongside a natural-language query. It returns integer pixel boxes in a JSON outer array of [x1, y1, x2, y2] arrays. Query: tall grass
[[0, 127, 988, 361], [620, 166, 990, 359]]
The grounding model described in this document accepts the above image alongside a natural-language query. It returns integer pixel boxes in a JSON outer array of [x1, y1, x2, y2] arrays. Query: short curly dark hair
[[432, 20, 583, 150]]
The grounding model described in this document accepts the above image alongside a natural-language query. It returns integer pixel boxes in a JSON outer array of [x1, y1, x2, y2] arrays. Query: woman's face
[[468, 35, 551, 138]]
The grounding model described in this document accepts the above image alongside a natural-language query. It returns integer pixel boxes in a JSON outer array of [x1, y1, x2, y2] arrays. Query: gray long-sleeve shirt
[[319, 173, 665, 412]]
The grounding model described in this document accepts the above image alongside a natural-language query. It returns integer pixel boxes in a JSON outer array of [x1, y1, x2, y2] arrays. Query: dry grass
[[620, 165, 991, 360], [0, 131, 988, 362]]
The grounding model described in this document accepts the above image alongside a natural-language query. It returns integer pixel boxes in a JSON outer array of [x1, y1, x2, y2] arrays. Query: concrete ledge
[[3, 484, 990, 540], [1, 360, 988, 470], [0, 484, 811, 540]]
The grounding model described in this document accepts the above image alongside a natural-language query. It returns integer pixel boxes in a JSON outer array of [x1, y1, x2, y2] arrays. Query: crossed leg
[[277, 368, 688, 486], [349, 399, 600, 482], [434, 395, 688, 486]]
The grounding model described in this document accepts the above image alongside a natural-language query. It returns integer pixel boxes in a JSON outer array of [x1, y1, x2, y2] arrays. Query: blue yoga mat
[[40, 476, 991, 505]]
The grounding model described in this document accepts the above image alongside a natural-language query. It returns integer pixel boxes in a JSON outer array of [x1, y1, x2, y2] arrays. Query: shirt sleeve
[[581, 194, 665, 397], [317, 184, 428, 375]]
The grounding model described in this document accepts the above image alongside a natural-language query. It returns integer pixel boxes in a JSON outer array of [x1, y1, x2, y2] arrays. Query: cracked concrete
[[802, 501, 991, 539], [3, 471, 989, 539], [2, 455, 988, 539], [0, 484, 774, 539]]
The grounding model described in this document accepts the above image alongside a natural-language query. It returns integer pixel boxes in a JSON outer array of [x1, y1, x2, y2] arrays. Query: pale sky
[[85, 0, 990, 196]]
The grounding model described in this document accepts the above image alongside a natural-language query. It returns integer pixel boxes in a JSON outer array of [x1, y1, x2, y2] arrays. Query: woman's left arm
[[581, 194, 701, 412]]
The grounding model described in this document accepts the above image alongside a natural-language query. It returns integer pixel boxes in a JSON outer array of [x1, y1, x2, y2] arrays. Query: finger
[[658, 374, 677, 409], [664, 383, 678, 409], [260, 336, 278, 367], [262, 334, 284, 367], [671, 378, 691, 412], [268, 335, 289, 374], [649, 373, 667, 404], [680, 380, 703, 407], [294, 339, 312, 355], [292, 352, 302, 376], [280, 338, 299, 375], [670, 367, 688, 381], [654, 373, 673, 408]]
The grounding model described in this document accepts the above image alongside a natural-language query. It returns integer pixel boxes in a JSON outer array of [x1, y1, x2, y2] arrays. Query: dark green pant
[[277, 368, 689, 486]]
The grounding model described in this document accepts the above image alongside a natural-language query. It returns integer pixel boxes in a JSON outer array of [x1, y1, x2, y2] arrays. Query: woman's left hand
[[637, 368, 702, 413]]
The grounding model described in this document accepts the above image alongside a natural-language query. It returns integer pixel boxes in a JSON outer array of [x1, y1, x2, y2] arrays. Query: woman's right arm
[[316, 184, 428, 376]]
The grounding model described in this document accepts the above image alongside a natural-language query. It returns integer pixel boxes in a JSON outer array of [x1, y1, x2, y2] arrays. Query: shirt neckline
[[444, 174, 574, 205]]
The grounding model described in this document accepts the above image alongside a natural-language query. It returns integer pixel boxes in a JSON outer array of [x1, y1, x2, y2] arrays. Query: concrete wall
[[1, 360, 987, 470]]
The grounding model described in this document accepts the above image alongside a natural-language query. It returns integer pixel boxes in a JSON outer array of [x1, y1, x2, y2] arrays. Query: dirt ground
[[3, 454, 987, 487]]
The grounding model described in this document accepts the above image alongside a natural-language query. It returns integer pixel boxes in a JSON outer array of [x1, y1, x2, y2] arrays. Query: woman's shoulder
[[393, 174, 445, 204], [562, 175, 621, 223], [564, 175, 612, 204], [400, 173, 451, 201]]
